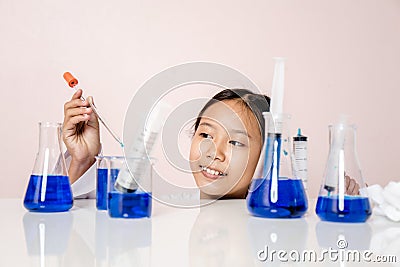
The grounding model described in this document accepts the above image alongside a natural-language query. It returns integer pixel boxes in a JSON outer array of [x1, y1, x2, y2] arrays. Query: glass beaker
[[96, 156, 109, 210], [316, 122, 371, 223], [24, 122, 73, 212], [247, 113, 307, 218], [107, 156, 153, 218]]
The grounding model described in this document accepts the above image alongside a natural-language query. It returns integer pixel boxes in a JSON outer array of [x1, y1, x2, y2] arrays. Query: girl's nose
[[205, 139, 226, 162]]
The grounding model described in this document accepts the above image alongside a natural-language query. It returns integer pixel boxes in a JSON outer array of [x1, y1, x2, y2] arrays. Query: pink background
[[1, 0, 399, 198]]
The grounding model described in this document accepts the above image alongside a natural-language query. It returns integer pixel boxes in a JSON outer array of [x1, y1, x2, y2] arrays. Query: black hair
[[193, 89, 270, 142]]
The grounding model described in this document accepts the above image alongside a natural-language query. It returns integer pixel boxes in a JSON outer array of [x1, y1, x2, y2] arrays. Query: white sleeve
[[71, 163, 96, 199], [64, 150, 96, 199]]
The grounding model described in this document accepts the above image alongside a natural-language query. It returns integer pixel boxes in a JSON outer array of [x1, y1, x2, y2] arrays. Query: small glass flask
[[24, 122, 73, 212], [247, 113, 308, 218], [315, 122, 372, 223], [107, 156, 153, 218]]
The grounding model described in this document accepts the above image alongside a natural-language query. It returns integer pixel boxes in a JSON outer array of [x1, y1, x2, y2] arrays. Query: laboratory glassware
[[107, 156, 153, 218], [96, 156, 110, 210], [24, 122, 73, 212], [247, 113, 308, 218], [316, 122, 371, 223], [293, 128, 308, 189], [115, 101, 169, 193]]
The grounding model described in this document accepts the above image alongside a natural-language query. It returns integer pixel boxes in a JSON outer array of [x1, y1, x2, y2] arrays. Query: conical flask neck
[[329, 123, 356, 150], [261, 113, 295, 179], [33, 122, 67, 176], [37, 122, 62, 152]]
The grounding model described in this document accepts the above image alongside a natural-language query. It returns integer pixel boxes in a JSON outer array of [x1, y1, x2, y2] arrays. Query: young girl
[[189, 89, 270, 199]]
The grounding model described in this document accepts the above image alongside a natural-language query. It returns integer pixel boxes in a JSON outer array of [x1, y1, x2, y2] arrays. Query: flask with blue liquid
[[107, 156, 152, 218], [315, 120, 371, 223], [23, 122, 73, 212], [247, 113, 308, 218]]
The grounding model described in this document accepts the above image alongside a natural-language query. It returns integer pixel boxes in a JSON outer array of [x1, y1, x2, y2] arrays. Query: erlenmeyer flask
[[247, 113, 308, 218], [24, 122, 73, 212], [315, 122, 372, 222]]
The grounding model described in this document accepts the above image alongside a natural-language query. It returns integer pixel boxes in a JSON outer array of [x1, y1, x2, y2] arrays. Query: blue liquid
[[96, 169, 108, 210], [108, 191, 152, 218], [24, 175, 73, 212], [97, 168, 120, 210], [247, 178, 308, 218], [316, 195, 372, 223]]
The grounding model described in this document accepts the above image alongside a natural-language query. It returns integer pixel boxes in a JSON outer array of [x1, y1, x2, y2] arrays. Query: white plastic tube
[[115, 101, 170, 192], [270, 57, 285, 133]]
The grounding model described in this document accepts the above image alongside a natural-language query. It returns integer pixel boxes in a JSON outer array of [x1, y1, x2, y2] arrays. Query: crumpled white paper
[[367, 182, 400, 222], [369, 226, 400, 267]]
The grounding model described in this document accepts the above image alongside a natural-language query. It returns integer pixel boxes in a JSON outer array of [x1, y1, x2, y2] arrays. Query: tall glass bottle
[[316, 122, 371, 222], [24, 122, 73, 212], [247, 113, 308, 218]]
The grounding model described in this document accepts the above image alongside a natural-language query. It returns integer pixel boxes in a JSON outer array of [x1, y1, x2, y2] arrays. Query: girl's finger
[[65, 107, 92, 120], [347, 179, 356, 195], [64, 99, 90, 113], [71, 89, 83, 100], [64, 114, 89, 130], [345, 175, 350, 188], [354, 183, 360, 195]]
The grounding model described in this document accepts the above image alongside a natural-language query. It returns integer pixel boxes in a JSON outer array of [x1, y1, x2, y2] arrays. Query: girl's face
[[189, 99, 262, 199]]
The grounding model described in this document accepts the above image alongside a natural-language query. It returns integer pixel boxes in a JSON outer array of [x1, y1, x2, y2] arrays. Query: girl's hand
[[62, 89, 100, 183], [345, 175, 360, 195]]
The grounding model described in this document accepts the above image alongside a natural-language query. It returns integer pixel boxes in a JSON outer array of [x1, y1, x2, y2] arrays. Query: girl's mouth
[[200, 165, 227, 180]]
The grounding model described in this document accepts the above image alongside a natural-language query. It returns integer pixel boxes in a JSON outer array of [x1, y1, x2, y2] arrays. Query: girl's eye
[[199, 133, 213, 139], [229, 140, 245, 147]]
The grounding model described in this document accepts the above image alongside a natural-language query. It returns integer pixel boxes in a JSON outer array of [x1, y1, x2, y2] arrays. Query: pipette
[[63, 72, 124, 148]]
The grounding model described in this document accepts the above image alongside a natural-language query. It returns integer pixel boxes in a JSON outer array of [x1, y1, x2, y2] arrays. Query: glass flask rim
[[262, 112, 291, 117], [39, 121, 62, 127], [95, 155, 157, 162], [328, 123, 357, 130]]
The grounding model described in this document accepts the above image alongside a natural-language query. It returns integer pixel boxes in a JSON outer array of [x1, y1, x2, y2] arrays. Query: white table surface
[[1, 198, 399, 267]]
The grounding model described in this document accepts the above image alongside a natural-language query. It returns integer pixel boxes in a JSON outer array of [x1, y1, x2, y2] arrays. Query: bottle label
[[293, 140, 308, 188]]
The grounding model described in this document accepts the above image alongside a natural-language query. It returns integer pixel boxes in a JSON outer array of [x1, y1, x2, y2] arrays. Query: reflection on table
[[248, 216, 308, 266], [189, 201, 253, 266], [0, 199, 396, 267], [316, 221, 372, 250], [23, 212, 73, 267], [95, 211, 151, 267]]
